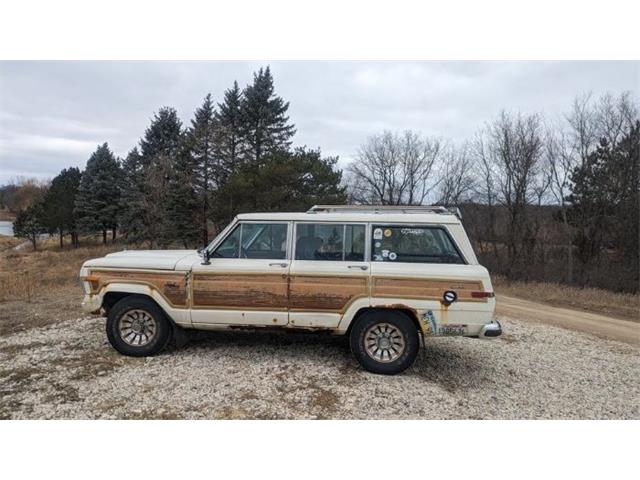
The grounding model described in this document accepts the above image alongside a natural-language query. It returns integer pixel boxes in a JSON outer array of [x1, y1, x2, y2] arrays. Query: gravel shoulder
[[1, 293, 638, 419]]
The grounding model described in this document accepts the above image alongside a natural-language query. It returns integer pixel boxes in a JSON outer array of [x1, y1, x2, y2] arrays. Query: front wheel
[[349, 310, 419, 375], [106, 296, 172, 357]]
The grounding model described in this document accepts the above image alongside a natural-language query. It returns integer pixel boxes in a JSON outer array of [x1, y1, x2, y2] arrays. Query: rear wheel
[[106, 296, 172, 357], [350, 310, 419, 375]]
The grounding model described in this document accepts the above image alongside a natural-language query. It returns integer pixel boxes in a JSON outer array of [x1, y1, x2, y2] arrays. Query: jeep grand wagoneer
[[80, 205, 500, 374]]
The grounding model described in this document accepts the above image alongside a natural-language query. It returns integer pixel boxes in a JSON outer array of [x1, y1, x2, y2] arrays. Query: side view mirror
[[200, 248, 211, 265]]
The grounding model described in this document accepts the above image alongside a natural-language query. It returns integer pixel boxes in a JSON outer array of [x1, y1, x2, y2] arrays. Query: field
[[0, 235, 21, 252], [0, 239, 638, 419], [0, 235, 119, 304]]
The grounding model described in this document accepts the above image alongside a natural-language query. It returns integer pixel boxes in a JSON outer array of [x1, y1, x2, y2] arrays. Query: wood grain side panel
[[90, 270, 188, 307], [372, 277, 486, 302], [192, 273, 288, 310], [289, 275, 369, 312]]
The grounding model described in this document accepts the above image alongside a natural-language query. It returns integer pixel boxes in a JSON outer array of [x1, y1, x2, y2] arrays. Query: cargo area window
[[371, 225, 464, 264], [213, 223, 288, 259], [295, 223, 365, 261]]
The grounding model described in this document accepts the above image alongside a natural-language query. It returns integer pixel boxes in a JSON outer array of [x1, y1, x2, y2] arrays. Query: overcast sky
[[0, 61, 637, 185]]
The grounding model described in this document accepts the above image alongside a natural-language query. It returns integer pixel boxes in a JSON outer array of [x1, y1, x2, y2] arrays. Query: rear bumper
[[479, 320, 502, 338]]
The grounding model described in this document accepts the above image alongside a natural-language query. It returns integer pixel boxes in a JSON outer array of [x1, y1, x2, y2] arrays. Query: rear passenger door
[[289, 222, 369, 328]]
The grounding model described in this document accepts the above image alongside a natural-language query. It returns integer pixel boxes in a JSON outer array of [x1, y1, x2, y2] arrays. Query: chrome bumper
[[479, 320, 502, 338]]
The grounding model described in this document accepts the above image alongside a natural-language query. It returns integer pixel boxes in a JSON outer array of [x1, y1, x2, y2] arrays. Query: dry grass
[[493, 275, 640, 322], [0, 236, 120, 303], [0, 288, 81, 335], [0, 234, 22, 252]]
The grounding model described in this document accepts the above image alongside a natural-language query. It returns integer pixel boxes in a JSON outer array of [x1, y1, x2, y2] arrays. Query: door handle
[[348, 265, 368, 270], [269, 262, 288, 267]]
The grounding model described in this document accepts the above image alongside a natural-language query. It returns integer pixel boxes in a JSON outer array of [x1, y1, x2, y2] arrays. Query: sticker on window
[[389, 252, 397, 261], [383, 229, 392, 238], [401, 228, 427, 235], [382, 249, 389, 258], [374, 241, 381, 248], [373, 228, 383, 240]]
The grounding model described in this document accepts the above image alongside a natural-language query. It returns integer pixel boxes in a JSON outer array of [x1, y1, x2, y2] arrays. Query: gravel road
[[1, 299, 638, 419]]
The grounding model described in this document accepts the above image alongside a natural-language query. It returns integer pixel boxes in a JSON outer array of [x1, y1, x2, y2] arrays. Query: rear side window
[[371, 225, 464, 264], [295, 223, 366, 261]]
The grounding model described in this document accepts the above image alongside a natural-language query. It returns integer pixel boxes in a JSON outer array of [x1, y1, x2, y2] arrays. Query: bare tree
[[545, 124, 575, 282], [595, 91, 638, 147], [470, 131, 501, 261], [436, 142, 476, 206], [473, 111, 548, 277], [347, 130, 442, 205], [566, 91, 638, 167], [567, 92, 598, 168], [551, 91, 639, 280]]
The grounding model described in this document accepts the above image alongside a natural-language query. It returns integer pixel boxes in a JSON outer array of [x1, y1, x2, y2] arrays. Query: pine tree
[[187, 94, 218, 245], [74, 143, 123, 244], [215, 81, 244, 178], [13, 202, 46, 250], [42, 167, 82, 248], [213, 147, 346, 224], [118, 147, 150, 245], [568, 121, 640, 270], [140, 107, 184, 162], [240, 66, 296, 163], [164, 145, 201, 248], [138, 107, 184, 247]]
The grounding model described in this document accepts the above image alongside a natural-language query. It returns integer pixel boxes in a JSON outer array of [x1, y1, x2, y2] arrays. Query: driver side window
[[213, 223, 288, 259], [212, 224, 241, 258]]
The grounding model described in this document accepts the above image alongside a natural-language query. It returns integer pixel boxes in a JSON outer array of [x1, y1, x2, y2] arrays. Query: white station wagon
[[80, 205, 501, 374]]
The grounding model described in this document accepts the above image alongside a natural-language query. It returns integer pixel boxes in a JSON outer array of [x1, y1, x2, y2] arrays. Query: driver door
[[190, 221, 291, 327]]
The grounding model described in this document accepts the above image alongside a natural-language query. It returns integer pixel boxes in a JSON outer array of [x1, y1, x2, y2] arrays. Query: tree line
[[346, 92, 639, 292], [9, 66, 346, 249]]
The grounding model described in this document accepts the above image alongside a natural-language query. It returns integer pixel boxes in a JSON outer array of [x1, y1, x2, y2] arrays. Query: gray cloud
[[0, 61, 637, 184]]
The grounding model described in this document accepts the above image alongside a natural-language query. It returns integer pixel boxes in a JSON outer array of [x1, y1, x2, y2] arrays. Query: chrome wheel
[[364, 322, 406, 363], [118, 309, 157, 346]]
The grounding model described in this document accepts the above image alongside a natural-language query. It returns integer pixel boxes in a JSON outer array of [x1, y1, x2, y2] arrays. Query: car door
[[288, 222, 370, 328], [190, 221, 292, 327]]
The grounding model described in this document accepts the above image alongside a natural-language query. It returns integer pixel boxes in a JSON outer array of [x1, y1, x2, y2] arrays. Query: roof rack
[[307, 205, 461, 218]]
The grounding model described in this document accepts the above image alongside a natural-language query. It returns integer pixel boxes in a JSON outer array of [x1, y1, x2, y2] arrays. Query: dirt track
[[497, 295, 639, 346]]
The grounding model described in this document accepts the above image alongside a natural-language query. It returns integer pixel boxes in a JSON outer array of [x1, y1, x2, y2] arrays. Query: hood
[[82, 249, 199, 271]]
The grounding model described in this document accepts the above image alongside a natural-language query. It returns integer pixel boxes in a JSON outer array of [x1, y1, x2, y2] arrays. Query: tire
[[350, 310, 419, 375], [106, 295, 172, 357]]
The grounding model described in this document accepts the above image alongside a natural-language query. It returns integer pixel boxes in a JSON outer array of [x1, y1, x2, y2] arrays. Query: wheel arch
[[345, 306, 422, 336], [98, 283, 190, 327]]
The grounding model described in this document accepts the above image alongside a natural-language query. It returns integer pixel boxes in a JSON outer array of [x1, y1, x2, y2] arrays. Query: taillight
[[471, 291, 495, 298]]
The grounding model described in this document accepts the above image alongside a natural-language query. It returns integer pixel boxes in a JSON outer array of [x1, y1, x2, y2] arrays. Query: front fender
[[81, 282, 191, 327]]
